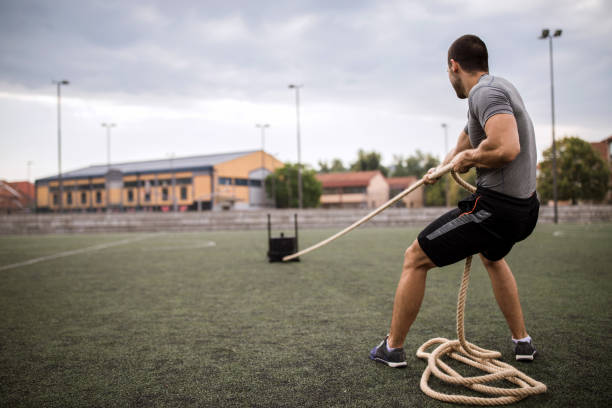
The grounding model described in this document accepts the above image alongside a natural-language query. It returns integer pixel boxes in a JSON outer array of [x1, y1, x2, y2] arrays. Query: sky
[[0, 0, 610, 182]]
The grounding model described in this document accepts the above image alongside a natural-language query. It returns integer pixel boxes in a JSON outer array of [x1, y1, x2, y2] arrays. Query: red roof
[[0, 180, 34, 211], [316, 170, 381, 188], [387, 176, 418, 189], [9, 181, 34, 199]]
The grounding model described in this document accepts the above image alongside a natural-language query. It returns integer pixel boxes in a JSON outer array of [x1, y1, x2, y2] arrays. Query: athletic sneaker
[[514, 339, 537, 361], [369, 336, 407, 368]]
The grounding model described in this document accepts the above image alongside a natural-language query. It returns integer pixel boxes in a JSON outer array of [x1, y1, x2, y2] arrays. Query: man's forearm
[[459, 142, 517, 170]]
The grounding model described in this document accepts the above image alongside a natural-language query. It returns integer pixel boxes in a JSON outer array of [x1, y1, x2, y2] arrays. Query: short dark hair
[[448, 35, 489, 73]]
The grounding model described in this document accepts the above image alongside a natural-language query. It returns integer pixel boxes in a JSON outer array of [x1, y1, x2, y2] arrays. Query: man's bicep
[[483, 114, 520, 156]]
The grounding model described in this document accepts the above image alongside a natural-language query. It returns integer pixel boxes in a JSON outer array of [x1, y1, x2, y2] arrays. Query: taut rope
[[415, 171, 547, 405]]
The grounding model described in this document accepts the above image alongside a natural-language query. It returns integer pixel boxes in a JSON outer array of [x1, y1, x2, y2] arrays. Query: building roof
[[316, 170, 382, 188], [8, 181, 35, 199], [387, 176, 418, 189], [0, 180, 34, 210], [37, 150, 259, 182]]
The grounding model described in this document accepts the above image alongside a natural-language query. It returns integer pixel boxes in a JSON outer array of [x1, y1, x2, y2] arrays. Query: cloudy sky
[[1, 0, 610, 182]]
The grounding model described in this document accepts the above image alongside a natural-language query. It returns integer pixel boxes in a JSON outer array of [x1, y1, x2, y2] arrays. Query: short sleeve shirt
[[463, 74, 537, 198]]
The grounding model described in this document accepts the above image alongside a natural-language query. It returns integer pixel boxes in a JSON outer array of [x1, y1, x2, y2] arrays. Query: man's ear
[[449, 59, 460, 73]]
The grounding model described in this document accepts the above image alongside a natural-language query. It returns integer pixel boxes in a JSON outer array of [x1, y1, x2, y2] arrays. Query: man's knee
[[479, 253, 505, 269], [404, 240, 435, 271]]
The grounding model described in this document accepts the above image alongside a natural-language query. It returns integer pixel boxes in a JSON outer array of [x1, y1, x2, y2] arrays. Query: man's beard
[[450, 76, 467, 99]]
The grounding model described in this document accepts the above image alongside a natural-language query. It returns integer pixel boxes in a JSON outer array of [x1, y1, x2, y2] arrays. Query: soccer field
[[1, 223, 611, 407]]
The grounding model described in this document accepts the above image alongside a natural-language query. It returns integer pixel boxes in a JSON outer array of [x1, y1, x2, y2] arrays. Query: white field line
[[141, 241, 216, 251], [0, 234, 159, 272]]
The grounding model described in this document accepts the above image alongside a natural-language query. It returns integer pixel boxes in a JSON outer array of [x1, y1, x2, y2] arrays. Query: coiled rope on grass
[[415, 171, 547, 405]]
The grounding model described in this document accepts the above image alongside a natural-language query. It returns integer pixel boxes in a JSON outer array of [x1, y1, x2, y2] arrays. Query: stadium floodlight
[[52, 79, 69, 212], [539, 28, 562, 223], [256, 123, 271, 206], [101, 123, 117, 169], [288, 84, 303, 209], [441, 123, 449, 207], [101, 123, 116, 212]]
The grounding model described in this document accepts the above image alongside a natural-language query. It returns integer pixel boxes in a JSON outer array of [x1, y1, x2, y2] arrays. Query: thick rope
[[415, 171, 547, 405]]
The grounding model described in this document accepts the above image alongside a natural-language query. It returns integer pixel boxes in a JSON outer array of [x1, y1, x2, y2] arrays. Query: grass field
[[1, 223, 611, 407]]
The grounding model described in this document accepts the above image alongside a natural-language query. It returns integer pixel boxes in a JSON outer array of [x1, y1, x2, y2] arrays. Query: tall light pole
[[167, 152, 177, 212], [288, 84, 303, 209], [441, 123, 449, 207], [539, 28, 562, 224], [27, 161, 33, 183], [53, 79, 69, 212], [256, 123, 270, 207], [101, 123, 116, 212], [101, 123, 116, 170]]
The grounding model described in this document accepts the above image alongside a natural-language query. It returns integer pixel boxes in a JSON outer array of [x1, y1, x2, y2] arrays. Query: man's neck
[[463, 71, 489, 96]]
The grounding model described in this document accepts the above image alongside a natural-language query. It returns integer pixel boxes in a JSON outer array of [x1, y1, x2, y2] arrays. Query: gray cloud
[[0, 0, 610, 180]]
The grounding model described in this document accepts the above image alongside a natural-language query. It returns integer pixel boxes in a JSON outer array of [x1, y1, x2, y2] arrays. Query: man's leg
[[387, 240, 436, 349], [480, 254, 528, 340]]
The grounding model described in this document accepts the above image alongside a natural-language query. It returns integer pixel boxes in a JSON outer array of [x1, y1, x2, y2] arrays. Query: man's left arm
[[450, 113, 520, 173]]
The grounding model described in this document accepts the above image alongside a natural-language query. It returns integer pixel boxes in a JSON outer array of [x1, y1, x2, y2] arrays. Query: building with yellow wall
[[35, 150, 283, 212]]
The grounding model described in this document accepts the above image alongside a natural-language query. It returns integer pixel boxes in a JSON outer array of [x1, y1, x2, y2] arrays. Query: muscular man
[[370, 34, 540, 367]]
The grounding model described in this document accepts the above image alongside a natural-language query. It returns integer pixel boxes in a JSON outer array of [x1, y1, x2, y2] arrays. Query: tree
[[538, 136, 610, 204], [265, 163, 322, 208], [391, 150, 448, 206], [318, 158, 346, 173], [350, 149, 388, 176], [391, 150, 440, 178]]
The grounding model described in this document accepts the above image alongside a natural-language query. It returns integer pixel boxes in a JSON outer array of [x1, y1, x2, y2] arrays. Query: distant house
[[0, 180, 35, 213], [590, 135, 612, 202], [387, 176, 423, 208], [316, 170, 389, 209]]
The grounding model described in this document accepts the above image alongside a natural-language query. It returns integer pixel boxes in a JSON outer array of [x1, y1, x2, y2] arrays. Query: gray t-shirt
[[463, 74, 537, 199]]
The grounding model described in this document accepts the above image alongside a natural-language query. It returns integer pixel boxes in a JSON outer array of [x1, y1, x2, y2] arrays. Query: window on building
[[218, 177, 232, 185], [67, 192, 72, 205], [322, 188, 339, 194], [144, 192, 151, 202], [342, 186, 366, 194], [180, 186, 187, 200], [124, 181, 139, 188], [162, 188, 168, 201], [53, 194, 59, 205], [248, 179, 262, 187], [81, 192, 87, 204], [96, 191, 102, 204], [128, 190, 134, 202], [234, 178, 248, 186]]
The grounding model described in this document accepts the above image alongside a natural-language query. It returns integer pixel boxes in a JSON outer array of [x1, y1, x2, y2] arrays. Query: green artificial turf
[[0, 223, 611, 407]]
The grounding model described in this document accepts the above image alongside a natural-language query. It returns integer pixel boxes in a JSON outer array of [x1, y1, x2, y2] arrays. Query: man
[[370, 34, 540, 368]]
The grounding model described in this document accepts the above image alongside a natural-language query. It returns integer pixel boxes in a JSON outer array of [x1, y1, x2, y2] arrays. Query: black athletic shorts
[[417, 186, 539, 267]]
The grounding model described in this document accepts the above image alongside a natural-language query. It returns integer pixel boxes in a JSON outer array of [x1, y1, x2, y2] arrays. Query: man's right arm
[[424, 129, 471, 184]]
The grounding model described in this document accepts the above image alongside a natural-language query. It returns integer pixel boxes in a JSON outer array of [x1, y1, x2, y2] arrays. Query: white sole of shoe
[[373, 357, 407, 368]]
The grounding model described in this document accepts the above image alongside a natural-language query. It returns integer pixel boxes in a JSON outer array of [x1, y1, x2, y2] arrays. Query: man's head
[[447, 35, 489, 99]]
